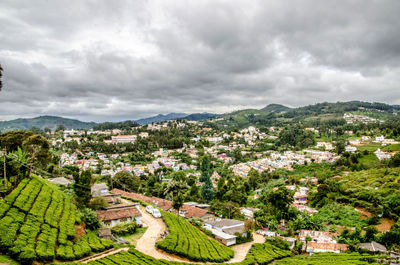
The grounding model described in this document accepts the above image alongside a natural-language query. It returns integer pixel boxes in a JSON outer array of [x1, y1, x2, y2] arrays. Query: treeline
[[92, 120, 139, 131]]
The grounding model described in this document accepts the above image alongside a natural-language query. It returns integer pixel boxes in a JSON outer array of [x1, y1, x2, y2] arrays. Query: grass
[[0, 254, 19, 265], [382, 144, 400, 152], [358, 154, 380, 168], [121, 227, 147, 246], [357, 142, 382, 152]]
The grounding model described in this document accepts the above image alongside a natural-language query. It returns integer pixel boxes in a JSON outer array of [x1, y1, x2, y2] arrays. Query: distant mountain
[[261, 104, 290, 113], [182, 113, 218, 121], [0, 115, 96, 132], [135, 113, 188, 125]]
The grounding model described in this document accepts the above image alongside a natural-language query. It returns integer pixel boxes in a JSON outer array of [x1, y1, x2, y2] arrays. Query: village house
[[111, 135, 137, 144], [306, 242, 348, 254], [97, 203, 142, 227], [299, 230, 337, 243], [91, 183, 109, 197], [240, 207, 260, 219]]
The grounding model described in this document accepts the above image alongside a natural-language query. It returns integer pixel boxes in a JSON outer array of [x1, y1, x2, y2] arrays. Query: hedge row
[[58, 198, 77, 244], [36, 224, 57, 261], [13, 178, 43, 212], [87, 243, 291, 265], [56, 232, 114, 261], [156, 211, 233, 262], [0, 175, 113, 264], [9, 214, 42, 264]]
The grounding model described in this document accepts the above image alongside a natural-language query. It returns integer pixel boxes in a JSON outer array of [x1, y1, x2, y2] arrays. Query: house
[[256, 230, 277, 237], [111, 135, 137, 144], [110, 189, 214, 220], [240, 207, 260, 219], [101, 194, 121, 204], [374, 149, 391, 161], [283, 237, 297, 249], [212, 229, 237, 246], [47, 177, 72, 186], [204, 218, 245, 236], [306, 242, 348, 254], [99, 228, 112, 240], [91, 183, 109, 196], [294, 192, 308, 205], [299, 230, 337, 243], [345, 146, 357, 153], [97, 203, 142, 227], [359, 241, 388, 253]]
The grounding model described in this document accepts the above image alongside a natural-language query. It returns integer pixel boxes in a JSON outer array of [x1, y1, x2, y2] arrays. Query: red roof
[[307, 242, 348, 252], [111, 189, 209, 218], [97, 207, 141, 222]]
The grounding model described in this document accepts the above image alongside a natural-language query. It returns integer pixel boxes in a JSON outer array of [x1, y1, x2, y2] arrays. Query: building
[[345, 146, 357, 153], [306, 242, 348, 254], [97, 203, 142, 227], [240, 207, 260, 219], [111, 135, 137, 144], [99, 228, 112, 240], [299, 230, 337, 243], [359, 241, 388, 253], [91, 183, 109, 196], [47, 177, 72, 186]]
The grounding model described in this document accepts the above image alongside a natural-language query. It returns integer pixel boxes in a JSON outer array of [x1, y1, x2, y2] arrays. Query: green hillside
[[0, 116, 96, 131], [209, 101, 400, 129], [260, 104, 290, 113], [0, 175, 113, 263]]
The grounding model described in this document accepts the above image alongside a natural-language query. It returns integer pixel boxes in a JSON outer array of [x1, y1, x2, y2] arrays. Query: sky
[[1, 0, 400, 122]]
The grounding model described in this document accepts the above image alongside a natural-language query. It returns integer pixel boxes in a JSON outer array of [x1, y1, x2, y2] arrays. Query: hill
[[0, 175, 113, 263], [0, 116, 96, 131], [210, 101, 400, 129], [135, 113, 187, 125], [260, 104, 290, 113], [182, 112, 218, 121]]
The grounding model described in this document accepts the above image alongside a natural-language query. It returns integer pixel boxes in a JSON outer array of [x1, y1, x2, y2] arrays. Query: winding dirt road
[[136, 205, 265, 263]]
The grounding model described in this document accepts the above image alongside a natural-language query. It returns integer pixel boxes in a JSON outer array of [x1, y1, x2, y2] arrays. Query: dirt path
[[136, 205, 265, 263], [80, 248, 130, 263], [227, 233, 265, 263]]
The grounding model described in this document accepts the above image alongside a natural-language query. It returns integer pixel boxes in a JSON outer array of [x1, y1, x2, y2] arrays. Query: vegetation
[[275, 252, 382, 265], [0, 175, 112, 263], [156, 211, 234, 262], [86, 241, 291, 265]]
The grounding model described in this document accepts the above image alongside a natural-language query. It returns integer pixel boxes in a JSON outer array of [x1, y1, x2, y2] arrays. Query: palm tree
[[0, 64, 3, 91]]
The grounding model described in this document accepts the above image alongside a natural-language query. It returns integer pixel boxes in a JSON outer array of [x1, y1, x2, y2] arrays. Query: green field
[[274, 252, 382, 264], [0, 175, 113, 263], [382, 144, 400, 152], [156, 211, 233, 262]]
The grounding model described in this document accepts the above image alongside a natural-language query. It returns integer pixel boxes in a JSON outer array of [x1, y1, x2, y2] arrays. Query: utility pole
[[3, 148, 6, 186]]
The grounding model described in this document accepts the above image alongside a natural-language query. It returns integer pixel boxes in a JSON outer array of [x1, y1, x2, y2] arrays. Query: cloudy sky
[[1, 0, 400, 122]]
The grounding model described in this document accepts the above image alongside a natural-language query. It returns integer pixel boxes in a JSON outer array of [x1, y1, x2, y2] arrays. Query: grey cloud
[[0, 0, 400, 122]]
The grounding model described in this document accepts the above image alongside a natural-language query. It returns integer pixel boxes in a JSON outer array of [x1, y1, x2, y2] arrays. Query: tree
[[172, 192, 184, 218], [56, 124, 66, 132], [248, 168, 261, 189], [113, 171, 140, 192], [74, 170, 92, 207], [80, 208, 100, 230], [89, 197, 109, 210], [224, 201, 237, 219], [201, 179, 214, 202], [22, 134, 51, 176]]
